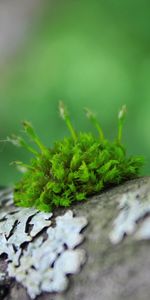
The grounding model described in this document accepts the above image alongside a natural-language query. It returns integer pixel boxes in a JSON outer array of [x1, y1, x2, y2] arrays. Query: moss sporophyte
[[8, 102, 144, 212]]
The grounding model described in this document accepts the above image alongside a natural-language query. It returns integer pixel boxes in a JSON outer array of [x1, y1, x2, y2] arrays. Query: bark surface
[[1, 176, 150, 300]]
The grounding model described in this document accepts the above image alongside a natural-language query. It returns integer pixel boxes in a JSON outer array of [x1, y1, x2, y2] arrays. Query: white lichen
[[0, 196, 88, 299], [109, 190, 150, 244], [135, 217, 150, 240]]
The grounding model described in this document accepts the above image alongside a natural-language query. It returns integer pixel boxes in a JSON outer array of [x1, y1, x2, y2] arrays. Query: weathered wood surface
[[1, 176, 150, 300]]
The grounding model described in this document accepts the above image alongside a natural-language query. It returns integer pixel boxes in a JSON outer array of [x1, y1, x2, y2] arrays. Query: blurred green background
[[0, 0, 149, 186]]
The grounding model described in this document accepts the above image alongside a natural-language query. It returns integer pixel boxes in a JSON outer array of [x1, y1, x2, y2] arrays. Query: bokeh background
[[0, 0, 149, 186]]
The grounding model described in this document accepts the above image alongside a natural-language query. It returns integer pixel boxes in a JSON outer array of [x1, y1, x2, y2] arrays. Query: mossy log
[[1, 176, 150, 300]]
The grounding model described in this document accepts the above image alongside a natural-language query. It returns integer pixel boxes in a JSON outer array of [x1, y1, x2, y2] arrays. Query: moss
[[8, 102, 144, 212]]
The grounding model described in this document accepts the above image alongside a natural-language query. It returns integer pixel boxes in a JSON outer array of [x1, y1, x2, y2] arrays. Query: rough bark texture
[[1, 176, 150, 300]]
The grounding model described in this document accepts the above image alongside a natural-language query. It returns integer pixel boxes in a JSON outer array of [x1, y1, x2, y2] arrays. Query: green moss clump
[[8, 102, 144, 212]]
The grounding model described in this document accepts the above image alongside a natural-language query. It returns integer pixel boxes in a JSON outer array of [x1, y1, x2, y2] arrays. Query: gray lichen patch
[[109, 189, 150, 244], [0, 207, 52, 248], [0, 272, 5, 280], [0, 187, 13, 207], [0, 199, 88, 299]]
